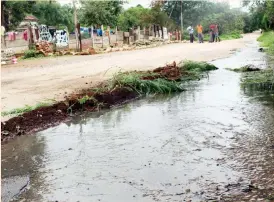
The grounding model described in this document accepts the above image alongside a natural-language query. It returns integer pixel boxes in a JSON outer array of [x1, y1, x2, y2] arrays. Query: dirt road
[[1, 33, 259, 115], [2, 31, 273, 202]]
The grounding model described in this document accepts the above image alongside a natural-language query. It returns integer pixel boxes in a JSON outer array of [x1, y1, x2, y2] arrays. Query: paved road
[[1, 33, 258, 115]]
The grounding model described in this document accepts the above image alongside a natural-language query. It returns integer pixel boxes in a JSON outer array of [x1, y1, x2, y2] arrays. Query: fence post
[[143, 27, 145, 42], [115, 26, 118, 44], [137, 26, 140, 40], [101, 25, 104, 48], [77, 23, 82, 51], [28, 24, 34, 50], [107, 26, 110, 46], [91, 25, 94, 48]]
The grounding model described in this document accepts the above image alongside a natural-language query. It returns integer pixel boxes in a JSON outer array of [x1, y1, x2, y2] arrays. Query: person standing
[[187, 25, 194, 43], [196, 23, 203, 43], [214, 24, 220, 42]]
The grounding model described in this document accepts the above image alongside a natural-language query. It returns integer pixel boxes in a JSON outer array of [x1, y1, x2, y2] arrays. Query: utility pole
[[73, 0, 79, 51], [180, 0, 183, 40]]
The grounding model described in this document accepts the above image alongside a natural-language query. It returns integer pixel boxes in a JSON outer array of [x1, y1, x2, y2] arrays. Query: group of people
[[187, 23, 220, 43]]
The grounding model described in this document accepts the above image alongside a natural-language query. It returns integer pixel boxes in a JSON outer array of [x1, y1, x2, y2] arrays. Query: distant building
[[17, 15, 39, 31]]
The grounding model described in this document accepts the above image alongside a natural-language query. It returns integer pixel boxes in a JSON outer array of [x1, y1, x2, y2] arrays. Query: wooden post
[[115, 26, 118, 43], [143, 27, 146, 41], [107, 26, 110, 46], [77, 23, 82, 52], [101, 25, 104, 48], [73, 0, 79, 51], [91, 25, 94, 48], [28, 24, 34, 49], [137, 26, 140, 40], [65, 26, 69, 50]]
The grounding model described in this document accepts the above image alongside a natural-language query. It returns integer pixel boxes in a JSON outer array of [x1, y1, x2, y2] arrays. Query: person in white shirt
[[186, 25, 194, 43]]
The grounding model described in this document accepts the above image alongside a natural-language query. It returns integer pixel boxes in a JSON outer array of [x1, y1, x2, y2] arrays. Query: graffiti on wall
[[39, 25, 52, 42], [55, 30, 69, 48]]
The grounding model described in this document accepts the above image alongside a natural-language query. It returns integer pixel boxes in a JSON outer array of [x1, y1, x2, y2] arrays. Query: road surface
[[1, 33, 258, 116]]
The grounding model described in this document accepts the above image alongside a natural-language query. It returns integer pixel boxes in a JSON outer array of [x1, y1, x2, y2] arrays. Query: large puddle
[[2, 37, 274, 202]]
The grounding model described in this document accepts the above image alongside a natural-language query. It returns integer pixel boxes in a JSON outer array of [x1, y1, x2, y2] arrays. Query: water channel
[[1, 35, 274, 202]]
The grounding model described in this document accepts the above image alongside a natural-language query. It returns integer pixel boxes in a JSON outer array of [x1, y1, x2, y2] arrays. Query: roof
[[24, 15, 38, 21]]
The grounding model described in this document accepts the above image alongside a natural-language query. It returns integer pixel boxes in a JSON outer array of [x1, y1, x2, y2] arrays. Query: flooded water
[[2, 38, 274, 202]]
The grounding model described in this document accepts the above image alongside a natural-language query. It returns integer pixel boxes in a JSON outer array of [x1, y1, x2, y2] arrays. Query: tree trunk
[[77, 23, 82, 52]]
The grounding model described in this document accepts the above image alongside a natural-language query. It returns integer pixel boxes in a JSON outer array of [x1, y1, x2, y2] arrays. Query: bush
[[23, 49, 44, 59]]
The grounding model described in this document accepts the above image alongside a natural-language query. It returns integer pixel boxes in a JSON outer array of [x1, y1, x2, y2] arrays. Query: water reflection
[[1, 135, 46, 202]]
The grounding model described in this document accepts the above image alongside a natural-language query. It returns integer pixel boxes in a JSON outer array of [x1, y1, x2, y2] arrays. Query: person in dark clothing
[[187, 25, 194, 43]]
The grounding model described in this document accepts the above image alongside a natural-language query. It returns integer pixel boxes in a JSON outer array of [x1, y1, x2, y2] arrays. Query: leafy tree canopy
[[31, 2, 74, 31], [1, 1, 35, 31], [78, 0, 123, 28]]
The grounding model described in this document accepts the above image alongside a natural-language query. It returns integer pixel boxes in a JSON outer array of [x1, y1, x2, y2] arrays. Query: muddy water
[[2, 39, 274, 202]]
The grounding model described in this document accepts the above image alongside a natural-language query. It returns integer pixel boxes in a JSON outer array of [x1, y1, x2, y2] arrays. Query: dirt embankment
[[2, 33, 259, 115], [1, 63, 183, 143]]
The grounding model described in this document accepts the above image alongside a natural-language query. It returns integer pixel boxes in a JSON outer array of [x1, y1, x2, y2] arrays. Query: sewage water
[[2, 35, 274, 202]]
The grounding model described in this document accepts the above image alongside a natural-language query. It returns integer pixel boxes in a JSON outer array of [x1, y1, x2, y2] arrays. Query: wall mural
[[39, 25, 52, 42], [55, 30, 69, 48]]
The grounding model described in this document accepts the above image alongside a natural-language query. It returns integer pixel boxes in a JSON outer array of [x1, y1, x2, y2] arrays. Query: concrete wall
[[1, 28, 170, 53]]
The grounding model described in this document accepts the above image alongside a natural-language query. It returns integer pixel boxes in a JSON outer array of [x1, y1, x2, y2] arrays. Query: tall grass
[[257, 31, 274, 53], [111, 72, 183, 94], [241, 68, 274, 85], [179, 60, 218, 72], [1, 102, 52, 116]]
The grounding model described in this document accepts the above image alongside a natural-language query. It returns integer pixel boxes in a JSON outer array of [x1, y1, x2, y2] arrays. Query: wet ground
[[2, 37, 274, 202]]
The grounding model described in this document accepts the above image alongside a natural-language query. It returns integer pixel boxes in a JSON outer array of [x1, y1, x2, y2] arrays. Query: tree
[[79, 1, 123, 27], [243, 0, 274, 30], [117, 6, 151, 31], [201, 9, 245, 34], [31, 2, 74, 31], [117, 4, 177, 31], [162, 1, 230, 28], [1, 1, 36, 31]]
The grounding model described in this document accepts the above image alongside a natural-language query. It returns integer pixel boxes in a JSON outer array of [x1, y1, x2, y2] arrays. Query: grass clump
[[78, 95, 97, 105], [23, 49, 44, 59], [227, 65, 261, 72], [1, 102, 52, 116], [241, 68, 274, 85], [258, 31, 274, 54], [111, 72, 183, 95], [179, 60, 218, 72]]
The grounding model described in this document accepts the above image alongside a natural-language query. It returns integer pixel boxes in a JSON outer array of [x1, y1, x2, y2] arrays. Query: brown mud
[[1, 62, 185, 143], [152, 61, 184, 81]]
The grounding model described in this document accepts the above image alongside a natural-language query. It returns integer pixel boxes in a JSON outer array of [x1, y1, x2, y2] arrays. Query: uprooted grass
[[2, 61, 217, 118], [179, 60, 218, 72], [110, 72, 183, 94], [226, 65, 261, 73]]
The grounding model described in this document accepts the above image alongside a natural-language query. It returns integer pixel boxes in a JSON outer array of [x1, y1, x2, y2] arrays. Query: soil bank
[[1, 33, 259, 119]]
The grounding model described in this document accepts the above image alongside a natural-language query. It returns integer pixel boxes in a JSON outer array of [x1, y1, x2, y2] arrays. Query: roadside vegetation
[[1, 61, 218, 117], [1, 102, 51, 116], [23, 49, 44, 59], [257, 31, 274, 53]]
